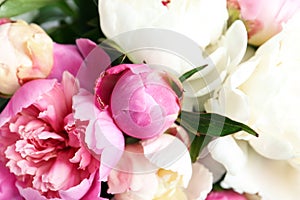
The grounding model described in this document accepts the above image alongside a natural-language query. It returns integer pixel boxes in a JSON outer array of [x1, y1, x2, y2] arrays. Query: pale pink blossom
[[0, 20, 53, 96], [0, 18, 98, 97], [0, 72, 103, 199], [228, 0, 300, 45], [107, 134, 213, 200], [94, 64, 182, 139]]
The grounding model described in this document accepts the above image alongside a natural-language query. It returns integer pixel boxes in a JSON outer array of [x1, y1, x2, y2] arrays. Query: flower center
[[154, 168, 186, 200]]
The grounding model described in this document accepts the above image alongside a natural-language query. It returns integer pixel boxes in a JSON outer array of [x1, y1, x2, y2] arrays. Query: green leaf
[[179, 111, 258, 137], [179, 64, 208, 83], [0, 0, 60, 18], [189, 134, 213, 162], [180, 111, 258, 162]]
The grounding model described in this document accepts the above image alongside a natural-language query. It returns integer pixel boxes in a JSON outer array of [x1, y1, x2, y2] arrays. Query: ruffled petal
[[0, 79, 56, 126]]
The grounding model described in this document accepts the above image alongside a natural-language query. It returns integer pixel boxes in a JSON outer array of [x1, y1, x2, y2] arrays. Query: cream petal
[[222, 20, 248, 73], [99, 0, 228, 49], [208, 136, 248, 175], [221, 143, 300, 200], [141, 134, 192, 186], [185, 163, 213, 200]]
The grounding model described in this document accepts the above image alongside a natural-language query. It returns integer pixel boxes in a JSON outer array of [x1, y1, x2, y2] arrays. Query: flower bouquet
[[0, 0, 300, 200]]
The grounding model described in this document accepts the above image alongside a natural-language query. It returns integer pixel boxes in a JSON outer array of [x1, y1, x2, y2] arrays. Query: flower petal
[[75, 40, 111, 93], [220, 142, 300, 200], [73, 89, 125, 180], [141, 134, 192, 186], [48, 43, 83, 81], [0, 79, 56, 126], [185, 163, 213, 200]]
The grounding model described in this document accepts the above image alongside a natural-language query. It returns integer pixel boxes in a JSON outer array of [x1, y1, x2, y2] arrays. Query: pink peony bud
[[95, 64, 182, 139], [227, 0, 300, 46], [206, 190, 248, 200]]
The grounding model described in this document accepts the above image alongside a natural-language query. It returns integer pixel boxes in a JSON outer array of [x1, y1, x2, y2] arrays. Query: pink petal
[[48, 43, 83, 81], [107, 169, 132, 194], [62, 71, 80, 110], [73, 89, 125, 180], [107, 143, 157, 195], [94, 64, 148, 109], [82, 172, 107, 200], [76, 39, 111, 93], [76, 38, 98, 58], [0, 79, 57, 127], [206, 190, 247, 200], [16, 183, 48, 200], [0, 161, 22, 200], [59, 172, 99, 200]]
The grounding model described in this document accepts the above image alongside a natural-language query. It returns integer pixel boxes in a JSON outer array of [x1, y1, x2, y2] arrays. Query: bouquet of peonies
[[0, 0, 299, 200]]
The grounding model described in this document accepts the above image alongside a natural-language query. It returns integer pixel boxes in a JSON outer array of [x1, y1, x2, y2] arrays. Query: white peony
[[205, 12, 300, 200], [98, 0, 228, 49], [208, 137, 300, 200]]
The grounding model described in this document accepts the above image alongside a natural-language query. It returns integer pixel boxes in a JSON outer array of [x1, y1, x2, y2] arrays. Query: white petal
[[208, 136, 248, 175], [185, 163, 213, 200], [141, 134, 192, 186], [99, 0, 228, 49], [222, 20, 248, 73], [221, 143, 300, 200]]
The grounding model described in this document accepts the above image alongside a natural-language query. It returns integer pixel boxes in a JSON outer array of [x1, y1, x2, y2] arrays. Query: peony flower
[[204, 12, 300, 200], [0, 72, 104, 199], [0, 20, 53, 96], [206, 190, 248, 200], [0, 161, 22, 199], [99, 0, 228, 49], [227, 0, 300, 46], [208, 137, 300, 200], [94, 64, 182, 139], [107, 133, 213, 200]]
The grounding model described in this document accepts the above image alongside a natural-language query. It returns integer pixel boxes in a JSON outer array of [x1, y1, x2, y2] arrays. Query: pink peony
[[228, 0, 300, 45], [206, 190, 247, 200], [94, 64, 183, 139], [0, 72, 103, 199]]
